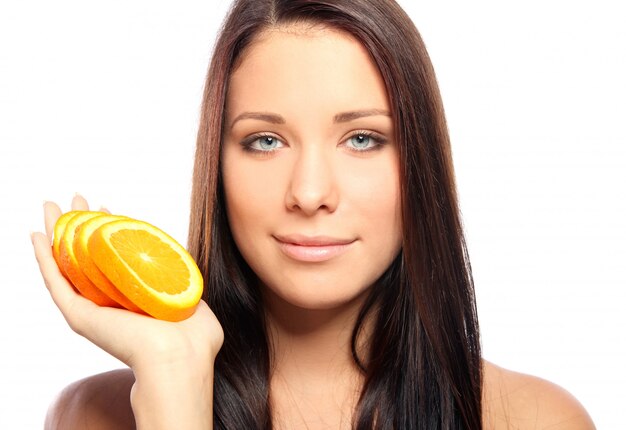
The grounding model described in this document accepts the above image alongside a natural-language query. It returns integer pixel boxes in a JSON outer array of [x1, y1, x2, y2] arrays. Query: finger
[[31, 231, 96, 337], [43, 201, 62, 242], [32, 231, 171, 367], [99, 206, 111, 215], [33, 233, 150, 363], [32, 231, 77, 297], [71, 193, 90, 211], [32, 231, 104, 338]]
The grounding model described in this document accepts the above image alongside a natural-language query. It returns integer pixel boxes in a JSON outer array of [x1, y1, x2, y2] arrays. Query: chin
[[261, 279, 372, 313]]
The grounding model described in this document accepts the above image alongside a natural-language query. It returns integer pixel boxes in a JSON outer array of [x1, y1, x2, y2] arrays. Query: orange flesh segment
[[109, 229, 190, 294], [59, 211, 119, 307], [88, 219, 203, 321], [73, 215, 143, 313]]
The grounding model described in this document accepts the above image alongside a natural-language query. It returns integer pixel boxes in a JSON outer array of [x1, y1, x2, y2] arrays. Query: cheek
[[221, 150, 287, 242], [342, 156, 402, 246]]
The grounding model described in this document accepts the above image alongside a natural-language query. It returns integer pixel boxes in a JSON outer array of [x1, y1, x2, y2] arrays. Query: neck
[[264, 292, 366, 378], [263, 290, 371, 429]]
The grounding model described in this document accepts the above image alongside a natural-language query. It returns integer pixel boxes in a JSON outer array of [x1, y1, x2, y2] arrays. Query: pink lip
[[274, 234, 356, 262]]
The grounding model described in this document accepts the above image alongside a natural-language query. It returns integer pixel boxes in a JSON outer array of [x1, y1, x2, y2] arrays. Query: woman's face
[[222, 26, 402, 311]]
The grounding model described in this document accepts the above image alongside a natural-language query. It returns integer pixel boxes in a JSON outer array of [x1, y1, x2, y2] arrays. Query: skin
[[33, 196, 223, 430], [32, 25, 595, 430]]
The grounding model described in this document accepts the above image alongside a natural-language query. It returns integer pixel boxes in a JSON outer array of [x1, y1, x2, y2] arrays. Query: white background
[[1, 0, 624, 428]]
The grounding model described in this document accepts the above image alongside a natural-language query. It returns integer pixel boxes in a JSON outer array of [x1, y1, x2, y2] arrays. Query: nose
[[285, 146, 339, 216]]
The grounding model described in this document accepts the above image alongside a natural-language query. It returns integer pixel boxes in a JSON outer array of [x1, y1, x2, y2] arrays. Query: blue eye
[[345, 131, 386, 152], [257, 136, 280, 150], [242, 134, 285, 152], [349, 134, 372, 149]]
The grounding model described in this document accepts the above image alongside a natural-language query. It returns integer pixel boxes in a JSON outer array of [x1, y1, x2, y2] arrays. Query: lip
[[273, 234, 356, 262]]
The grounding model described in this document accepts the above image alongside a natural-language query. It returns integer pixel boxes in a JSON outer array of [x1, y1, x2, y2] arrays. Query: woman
[[32, 0, 594, 428]]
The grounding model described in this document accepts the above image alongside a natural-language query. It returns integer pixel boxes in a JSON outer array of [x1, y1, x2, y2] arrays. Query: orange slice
[[58, 211, 119, 307], [88, 219, 203, 322], [73, 214, 143, 313], [52, 210, 82, 275]]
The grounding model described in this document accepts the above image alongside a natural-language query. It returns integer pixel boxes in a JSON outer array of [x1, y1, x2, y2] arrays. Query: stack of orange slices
[[52, 211, 203, 322]]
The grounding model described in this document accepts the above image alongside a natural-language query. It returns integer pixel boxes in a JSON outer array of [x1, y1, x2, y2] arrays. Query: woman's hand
[[32, 195, 223, 429]]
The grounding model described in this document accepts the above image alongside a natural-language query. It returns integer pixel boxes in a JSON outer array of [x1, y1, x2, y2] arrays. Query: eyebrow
[[229, 109, 391, 129], [230, 112, 285, 129], [333, 109, 391, 123]]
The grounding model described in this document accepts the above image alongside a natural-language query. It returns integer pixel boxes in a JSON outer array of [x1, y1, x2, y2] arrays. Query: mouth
[[273, 234, 356, 262]]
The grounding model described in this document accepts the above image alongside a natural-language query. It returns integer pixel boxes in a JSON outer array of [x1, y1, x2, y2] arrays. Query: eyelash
[[240, 133, 285, 155], [343, 130, 388, 153], [240, 130, 388, 154]]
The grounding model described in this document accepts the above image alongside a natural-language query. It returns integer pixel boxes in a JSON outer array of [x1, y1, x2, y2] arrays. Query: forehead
[[226, 25, 390, 118]]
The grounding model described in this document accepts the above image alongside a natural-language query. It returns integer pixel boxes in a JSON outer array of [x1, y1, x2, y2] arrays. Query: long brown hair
[[188, 1, 482, 428]]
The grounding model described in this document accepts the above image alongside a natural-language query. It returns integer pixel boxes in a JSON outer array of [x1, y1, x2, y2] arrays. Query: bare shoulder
[[482, 360, 595, 430], [45, 368, 136, 430]]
